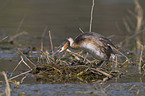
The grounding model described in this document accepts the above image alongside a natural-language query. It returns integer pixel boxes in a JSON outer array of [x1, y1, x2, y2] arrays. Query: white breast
[[80, 42, 105, 60]]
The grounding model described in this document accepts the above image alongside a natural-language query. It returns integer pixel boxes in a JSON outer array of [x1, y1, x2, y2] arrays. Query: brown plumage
[[58, 32, 117, 66]]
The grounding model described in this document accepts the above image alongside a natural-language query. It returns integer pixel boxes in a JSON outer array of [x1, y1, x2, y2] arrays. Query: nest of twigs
[[32, 49, 124, 83]]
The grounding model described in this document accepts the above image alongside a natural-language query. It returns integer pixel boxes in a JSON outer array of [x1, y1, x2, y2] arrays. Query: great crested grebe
[[58, 32, 121, 66]]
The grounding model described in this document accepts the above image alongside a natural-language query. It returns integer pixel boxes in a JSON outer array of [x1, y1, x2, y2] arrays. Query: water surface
[[0, 0, 145, 95]]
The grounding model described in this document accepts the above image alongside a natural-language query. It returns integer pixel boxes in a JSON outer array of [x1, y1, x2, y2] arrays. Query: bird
[[57, 32, 126, 67]]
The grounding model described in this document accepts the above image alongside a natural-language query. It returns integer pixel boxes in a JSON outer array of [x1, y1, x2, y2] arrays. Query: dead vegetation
[[31, 48, 124, 83], [0, 0, 145, 95], [2, 0, 144, 84]]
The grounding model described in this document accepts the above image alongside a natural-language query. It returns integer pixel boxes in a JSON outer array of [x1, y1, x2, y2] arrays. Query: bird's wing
[[98, 36, 116, 48]]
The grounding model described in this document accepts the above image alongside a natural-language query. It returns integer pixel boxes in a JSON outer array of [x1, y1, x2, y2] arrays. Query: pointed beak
[[52, 41, 69, 56], [58, 42, 69, 53]]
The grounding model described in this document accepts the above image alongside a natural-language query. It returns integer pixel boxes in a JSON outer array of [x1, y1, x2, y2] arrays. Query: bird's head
[[58, 37, 74, 53]]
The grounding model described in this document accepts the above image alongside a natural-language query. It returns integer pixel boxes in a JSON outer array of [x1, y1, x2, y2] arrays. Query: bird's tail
[[108, 44, 129, 61]]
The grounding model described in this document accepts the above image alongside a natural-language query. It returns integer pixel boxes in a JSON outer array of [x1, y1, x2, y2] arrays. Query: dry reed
[[89, 0, 95, 32], [138, 44, 144, 74], [17, 48, 36, 67], [41, 26, 48, 51], [1, 71, 11, 96], [8, 48, 34, 81], [48, 30, 54, 54], [0, 36, 8, 42]]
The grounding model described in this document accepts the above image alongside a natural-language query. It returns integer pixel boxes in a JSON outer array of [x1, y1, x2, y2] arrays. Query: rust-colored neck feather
[[67, 37, 79, 49]]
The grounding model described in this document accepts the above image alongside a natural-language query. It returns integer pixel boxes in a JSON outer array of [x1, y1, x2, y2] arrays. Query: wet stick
[[139, 45, 144, 74], [0, 36, 8, 42], [17, 48, 36, 67], [8, 70, 31, 81], [10, 56, 32, 77], [1, 71, 11, 96]]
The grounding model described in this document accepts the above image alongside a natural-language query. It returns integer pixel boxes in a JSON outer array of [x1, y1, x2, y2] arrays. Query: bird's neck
[[69, 40, 74, 47], [69, 41, 79, 49], [67, 38, 77, 49], [68, 37, 83, 49]]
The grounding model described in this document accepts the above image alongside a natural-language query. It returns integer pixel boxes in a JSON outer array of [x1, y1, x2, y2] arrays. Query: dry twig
[[79, 28, 84, 33], [41, 26, 48, 51], [49, 30, 54, 53], [8, 70, 31, 81], [17, 48, 36, 67], [8, 31, 28, 42], [91, 68, 112, 78], [0, 36, 8, 42], [1, 71, 11, 96], [89, 0, 95, 32], [16, 15, 25, 33], [11, 56, 32, 77], [139, 44, 144, 74], [66, 49, 91, 63]]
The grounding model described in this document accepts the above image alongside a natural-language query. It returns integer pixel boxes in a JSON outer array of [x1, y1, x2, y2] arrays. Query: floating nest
[[32, 50, 124, 83]]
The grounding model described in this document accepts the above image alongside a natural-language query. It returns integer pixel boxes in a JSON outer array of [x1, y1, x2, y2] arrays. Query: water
[[0, 0, 137, 47], [0, 83, 145, 96], [0, 0, 145, 95]]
